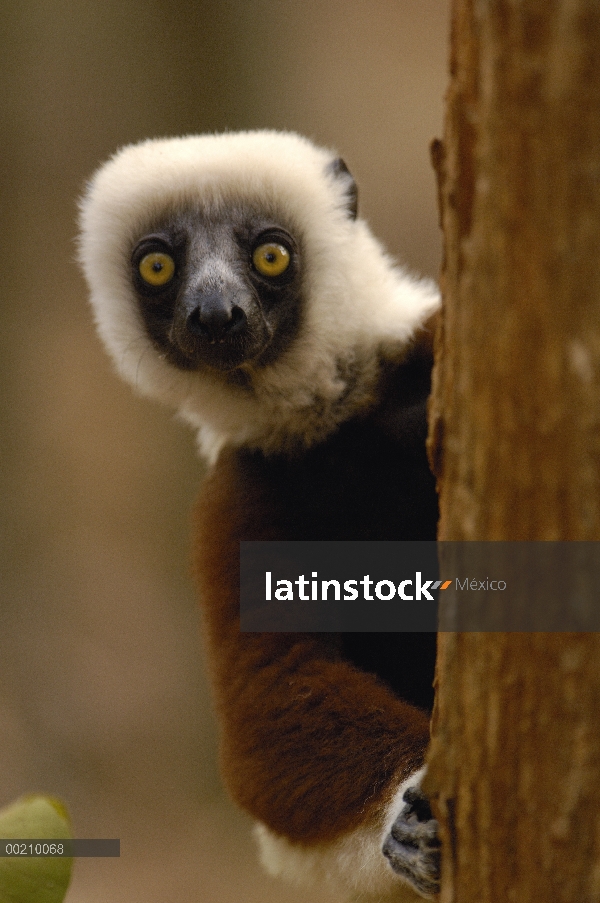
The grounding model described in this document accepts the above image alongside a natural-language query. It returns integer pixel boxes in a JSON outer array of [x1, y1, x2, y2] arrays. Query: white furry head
[[79, 130, 438, 460]]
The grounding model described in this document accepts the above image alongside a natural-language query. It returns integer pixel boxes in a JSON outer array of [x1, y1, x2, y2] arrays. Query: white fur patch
[[254, 768, 427, 902], [78, 130, 439, 457]]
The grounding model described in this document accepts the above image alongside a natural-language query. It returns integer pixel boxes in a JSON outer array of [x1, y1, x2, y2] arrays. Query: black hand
[[382, 785, 441, 897]]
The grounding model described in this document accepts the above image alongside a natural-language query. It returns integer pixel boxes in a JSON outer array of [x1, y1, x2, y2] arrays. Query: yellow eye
[[138, 251, 175, 287], [252, 242, 291, 278]]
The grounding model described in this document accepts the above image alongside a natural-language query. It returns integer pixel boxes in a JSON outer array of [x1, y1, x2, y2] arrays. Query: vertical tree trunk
[[427, 1, 600, 900]]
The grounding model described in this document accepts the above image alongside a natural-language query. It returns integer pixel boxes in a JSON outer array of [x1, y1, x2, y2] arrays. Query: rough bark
[[426, 1, 600, 900]]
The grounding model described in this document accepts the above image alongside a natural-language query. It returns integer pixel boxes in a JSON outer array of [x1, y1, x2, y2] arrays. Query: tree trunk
[[426, 1, 600, 900]]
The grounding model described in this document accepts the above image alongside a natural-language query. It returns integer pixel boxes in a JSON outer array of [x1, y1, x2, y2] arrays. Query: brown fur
[[193, 449, 432, 844]]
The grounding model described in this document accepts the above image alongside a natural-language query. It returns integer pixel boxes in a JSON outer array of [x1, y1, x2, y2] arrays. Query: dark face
[[130, 209, 303, 373]]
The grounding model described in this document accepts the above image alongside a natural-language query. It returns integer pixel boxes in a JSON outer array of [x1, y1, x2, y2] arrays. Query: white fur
[[79, 130, 439, 459], [254, 768, 427, 902]]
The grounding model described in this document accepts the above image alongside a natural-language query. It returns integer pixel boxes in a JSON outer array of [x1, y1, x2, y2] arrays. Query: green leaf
[[0, 796, 73, 903]]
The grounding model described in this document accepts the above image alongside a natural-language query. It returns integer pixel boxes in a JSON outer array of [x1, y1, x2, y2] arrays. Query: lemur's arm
[[194, 446, 431, 844]]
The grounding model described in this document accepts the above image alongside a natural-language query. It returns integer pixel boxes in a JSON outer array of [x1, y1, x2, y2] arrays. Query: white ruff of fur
[[79, 131, 439, 461]]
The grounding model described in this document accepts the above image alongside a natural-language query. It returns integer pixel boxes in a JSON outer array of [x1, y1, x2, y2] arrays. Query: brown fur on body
[[193, 337, 438, 845]]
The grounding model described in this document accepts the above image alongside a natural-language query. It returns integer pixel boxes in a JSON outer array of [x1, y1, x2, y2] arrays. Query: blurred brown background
[[0, 2, 449, 900]]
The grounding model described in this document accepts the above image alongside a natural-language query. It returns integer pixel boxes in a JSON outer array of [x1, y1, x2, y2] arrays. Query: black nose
[[186, 291, 246, 343]]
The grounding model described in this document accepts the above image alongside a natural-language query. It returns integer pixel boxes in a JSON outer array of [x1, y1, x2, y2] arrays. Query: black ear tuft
[[326, 157, 358, 219]]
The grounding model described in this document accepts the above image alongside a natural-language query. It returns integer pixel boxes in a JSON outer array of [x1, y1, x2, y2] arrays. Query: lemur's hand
[[383, 778, 440, 897]]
